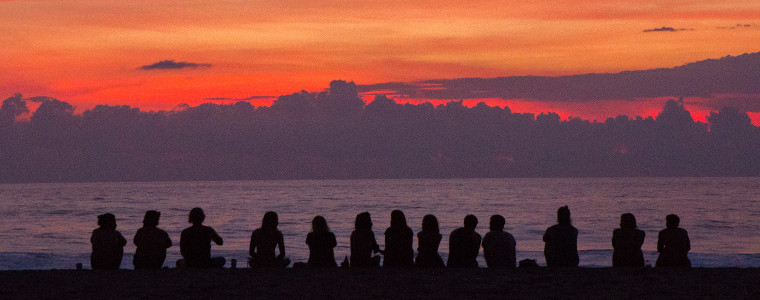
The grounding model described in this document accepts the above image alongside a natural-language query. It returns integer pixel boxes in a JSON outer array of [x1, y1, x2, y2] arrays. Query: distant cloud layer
[[358, 52, 760, 106], [643, 27, 694, 32], [717, 24, 753, 30], [139, 60, 212, 70], [205, 96, 276, 101]]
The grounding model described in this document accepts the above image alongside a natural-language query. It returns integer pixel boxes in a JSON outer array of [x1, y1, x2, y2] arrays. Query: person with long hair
[[415, 214, 444, 268], [179, 207, 225, 268], [543, 206, 579, 267], [350, 212, 384, 267], [133, 210, 172, 269], [306, 215, 337, 267], [250, 211, 290, 268], [612, 213, 645, 267], [384, 210, 414, 267], [90, 213, 127, 270]]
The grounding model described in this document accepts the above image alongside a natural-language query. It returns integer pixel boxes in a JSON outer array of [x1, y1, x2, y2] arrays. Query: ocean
[[0, 177, 758, 269]]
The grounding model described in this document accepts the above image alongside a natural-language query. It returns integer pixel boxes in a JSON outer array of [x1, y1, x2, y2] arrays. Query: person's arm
[[277, 232, 286, 260], [637, 231, 645, 248], [657, 231, 665, 252], [371, 233, 384, 254], [329, 233, 337, 248], [208, 227, 223, 245], [684, 230, 690, 252], [249, 231, 257, 257], [117, 232, 127, 247], [133, 230, 141, 247], [180, 231, 188, 258], [164, 231, 172, 248], [611, 230, 619, 249]]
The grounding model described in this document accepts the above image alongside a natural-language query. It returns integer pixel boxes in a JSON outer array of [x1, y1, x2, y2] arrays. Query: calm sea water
[[1, 178, 759, 270]]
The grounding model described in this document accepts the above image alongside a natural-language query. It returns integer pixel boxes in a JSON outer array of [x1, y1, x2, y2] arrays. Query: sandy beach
[[1, 267, 758, 299]]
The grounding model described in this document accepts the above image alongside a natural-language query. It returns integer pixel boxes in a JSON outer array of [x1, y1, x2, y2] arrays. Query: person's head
[[464, 214, 478, 230], [489, 214, 506, 231], [262, 211, 279, 230], [620, 213, 636, 230], [421, 214, 439, 233], [188, 207, 205, 225], [143, 210, 160, 227], [312, 215, 329, 232], [666, 214, 680, 229], [97, 213, 117, 230], [355, 212, 372, 231], [557, 206, 571, 225], [390, 210, 407, 229]]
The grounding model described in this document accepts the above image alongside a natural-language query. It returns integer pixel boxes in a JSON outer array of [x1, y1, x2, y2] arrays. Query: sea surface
[[0, 177, 759, 270]]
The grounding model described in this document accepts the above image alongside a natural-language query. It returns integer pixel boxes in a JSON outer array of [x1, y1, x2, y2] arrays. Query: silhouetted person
[[447, 214, 482, 268], [306, 215, 337, 267], [384, 210, 414, 267], [350, 212, 384, 267], [90, 213, 127, 270], [656, 214, 691, 267], [482, 214, 516, 269], [543, 206, 579, 267], [612, 213, 645, 267], [179, 207, 225, 268], [250, 211, 290, 268], [415, 214, 445, 268], [133, 210, 172, 269]]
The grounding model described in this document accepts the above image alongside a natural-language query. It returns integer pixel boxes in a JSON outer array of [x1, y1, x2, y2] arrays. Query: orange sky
[[1, 0, 759, 122]]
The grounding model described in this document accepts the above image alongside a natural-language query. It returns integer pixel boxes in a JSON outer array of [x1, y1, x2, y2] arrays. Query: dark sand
[[1, 268, 758, 299]]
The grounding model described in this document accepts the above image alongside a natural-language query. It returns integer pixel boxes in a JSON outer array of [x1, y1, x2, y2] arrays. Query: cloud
[[205, 96, 276, 101], [139, 60, 212, 70], [643, 27, 694, 32], [717, 24, 753, 30], [359, 52, 760, 103]]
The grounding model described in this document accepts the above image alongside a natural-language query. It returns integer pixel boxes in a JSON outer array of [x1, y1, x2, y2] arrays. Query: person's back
[[306, 231, 337, 267], [179, 207, 224, 268], [612, 213, 645, 267], [543, 206, 579, 267], [350, 212, 383, 267], [416, 215, 444, 268], [656, 214, 690, 267], [134, 226, 172, 269], [481, 215, 516, 269], [91, 213, 127, 270], [134, 210, 172, 269], [447, 215, 482, 268], [384, 210, 414, 267]]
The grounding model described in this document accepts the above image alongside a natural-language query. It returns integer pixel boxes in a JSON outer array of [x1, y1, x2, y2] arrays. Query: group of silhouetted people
[[90, 206, 691, 270]]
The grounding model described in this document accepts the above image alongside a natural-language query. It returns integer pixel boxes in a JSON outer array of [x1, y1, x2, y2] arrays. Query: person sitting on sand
[[482, 214, 516, 269], [250, 211, 291, 268], [543, 206, 579, 267], [656, 214, 691, 268], [447, 214, 482, 268], [384, 210, 414, 267], [612, 213, 645, 268], [133, 210, 172, 269], [91, 213, 127, 270], [415, 214, 445, 268], [179, 207, 225, 268], [350, 212, 384, 267], [306, 215, 337, 267]]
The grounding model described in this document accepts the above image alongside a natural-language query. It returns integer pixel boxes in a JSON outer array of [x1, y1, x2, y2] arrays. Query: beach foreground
[[1, 268, 759, 299]]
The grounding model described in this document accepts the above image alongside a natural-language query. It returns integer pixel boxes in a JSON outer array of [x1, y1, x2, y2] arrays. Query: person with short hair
[[133, 210, 172, 269], [91, 213, 127, 270], [447, 214, 482, 268], [656, 214, 691, 267], [482, 214, 516, 269], [179, 207, 225, 268]]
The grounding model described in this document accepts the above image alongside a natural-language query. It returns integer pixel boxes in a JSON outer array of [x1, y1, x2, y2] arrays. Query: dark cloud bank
[[139, 60, 212, 70], [359, 52, 760, 108], [2, 54, 760, 183]]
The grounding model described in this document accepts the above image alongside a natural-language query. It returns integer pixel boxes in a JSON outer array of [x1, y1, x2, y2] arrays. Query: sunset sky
[[1, 0, 759, 122]]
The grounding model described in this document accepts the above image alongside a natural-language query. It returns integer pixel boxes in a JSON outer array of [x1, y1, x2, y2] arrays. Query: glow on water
[[0, 178, 758, 269]]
